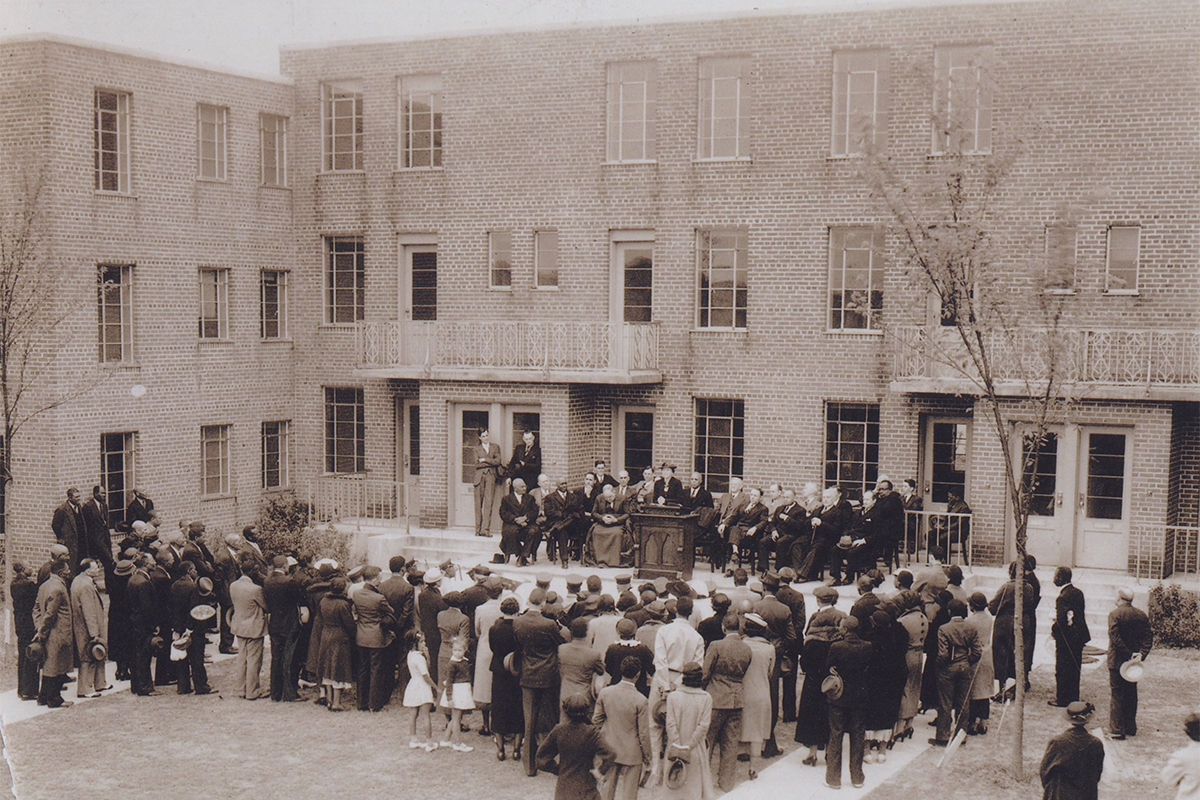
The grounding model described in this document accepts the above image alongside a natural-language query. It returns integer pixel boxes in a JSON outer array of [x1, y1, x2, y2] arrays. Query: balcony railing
[[891, 326, 1199, 395], [356, 320, 661, 382], [308, 475, 407, 530], [1170, 525, 1200, 575]]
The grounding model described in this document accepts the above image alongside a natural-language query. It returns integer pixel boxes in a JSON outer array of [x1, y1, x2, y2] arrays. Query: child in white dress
[[439, 636, 476, 753], [402, 630, 437, 751]]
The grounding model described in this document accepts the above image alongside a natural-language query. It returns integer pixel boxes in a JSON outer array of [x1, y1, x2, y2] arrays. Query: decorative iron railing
[[356, 320, 660, 374], [308, 475, 405, 529], [891, 326, 1199, 389]]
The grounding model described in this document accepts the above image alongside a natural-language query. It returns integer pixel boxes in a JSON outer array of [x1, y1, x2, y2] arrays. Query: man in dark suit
[[869, 479, 906, 570], [264, 556, 306, 702], [212, 533, 242, 654], [417, 568, 447, 683], [80, 485, 114, 570], [931, 599, 981, 746], [1050, 567, 1091, 708], [513, 588, 566, 777], [125, 488, 154, 526], [50, 487, 85, 573], [715, 478, 748, 546], [182, 521, 215, 579], [809, 486, 854, 585], [507, 430, 541, 495], [758, 488, 798, 574], [500, 478, 540, 567], [825, 615, 874, 790], [775, 568, 806, 722], [593, 460, 618, 490], [542, 480, 575, 569], [353, 565, 395, 712], [730, 487, 768, 569], [681, 471, 714, 512], [651, 462, 685, 505], [1040, 701, 1105, 800], [472, 429, 503, 537], [1106, 587, 1152, 739], [753, 572, 797, 757], [127, 554, 160, 696], [169, 561, 213, 695], [380, 555, 416, 696]]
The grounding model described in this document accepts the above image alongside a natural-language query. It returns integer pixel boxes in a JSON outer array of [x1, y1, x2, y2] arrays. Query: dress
[[664, 685, 715, 800], [317, 594, 356, 687], [989, 579, 1037, 688], [588, 495, 626, 568], [439, 657, 476, 710], [865, 615, 907, 733], [740, 636, 775, 743], [473, 598, 503, 704], [403, 649, 435, 707], [489, 617, 525, 735]]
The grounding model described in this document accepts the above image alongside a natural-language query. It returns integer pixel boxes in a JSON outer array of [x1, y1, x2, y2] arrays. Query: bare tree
[[859, 91, 1089, 775]]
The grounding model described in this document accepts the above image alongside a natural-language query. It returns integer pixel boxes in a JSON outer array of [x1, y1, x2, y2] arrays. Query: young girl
[[438, 636, 475, 753], [402, 629, 437, 752]]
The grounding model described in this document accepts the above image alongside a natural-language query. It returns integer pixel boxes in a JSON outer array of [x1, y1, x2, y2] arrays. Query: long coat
[[966, 609, 996, 700], [70, 573, 107, 661], [1040, 726, 1104, 800], [473, 598, 504, 704], [34, 573, 74, 676], [989, 580, 1037, 686], [50, 501, 84, 571], [739, 636, 775, 742], [664, 685, 715, 800], [489, 617, 525, 735]]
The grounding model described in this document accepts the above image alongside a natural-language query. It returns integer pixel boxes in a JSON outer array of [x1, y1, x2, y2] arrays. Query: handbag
[[821, 666, 844, 700]]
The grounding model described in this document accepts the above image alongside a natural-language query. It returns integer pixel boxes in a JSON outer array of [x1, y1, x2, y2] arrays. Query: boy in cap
[[1039, 701, 1104, 800], [535, 693, 616, 799]]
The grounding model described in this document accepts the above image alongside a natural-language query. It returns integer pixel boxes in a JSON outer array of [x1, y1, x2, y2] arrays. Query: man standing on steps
[[1050, 567, 1090, 708], [473, 429, 503, 537]]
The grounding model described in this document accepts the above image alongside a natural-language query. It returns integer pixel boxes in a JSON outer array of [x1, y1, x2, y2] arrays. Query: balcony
[[355, 320, 662, 384], [890, 326, 1199, 401]]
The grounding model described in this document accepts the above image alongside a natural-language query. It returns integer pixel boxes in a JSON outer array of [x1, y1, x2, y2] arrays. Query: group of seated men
[[495, 465, 917, 586]]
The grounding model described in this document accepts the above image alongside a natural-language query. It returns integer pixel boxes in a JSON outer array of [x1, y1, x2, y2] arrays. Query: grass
[[864, 647, 1200, 800]]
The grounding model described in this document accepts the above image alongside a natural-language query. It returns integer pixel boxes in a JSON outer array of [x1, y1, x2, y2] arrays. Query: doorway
[[397, 399, 420, 522], [449, 403, 542, 530], [399, 237, 437, 364]]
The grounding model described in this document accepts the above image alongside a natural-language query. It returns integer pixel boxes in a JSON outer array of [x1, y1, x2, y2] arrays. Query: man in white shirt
[[648, 596, 705, 779]]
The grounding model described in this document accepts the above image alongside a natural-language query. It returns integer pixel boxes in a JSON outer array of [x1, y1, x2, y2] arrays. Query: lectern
[[631, 506, 699, 581]]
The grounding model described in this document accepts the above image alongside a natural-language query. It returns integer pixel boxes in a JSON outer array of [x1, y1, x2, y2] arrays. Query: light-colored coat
[[593, 679, 652, 767], [70, 573, 107, 659], [229, 575, 267, 639], [966, 609, 996, 700], [34, 573, 74, 676], [665, 685, 716, 800], [473, 597, 504, 703]]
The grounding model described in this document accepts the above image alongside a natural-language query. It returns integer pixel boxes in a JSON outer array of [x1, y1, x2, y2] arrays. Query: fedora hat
[[26, 641, 44, 664], [503, 652, 519, 677], [1119, 657, 1144, 683], [665, 758, 688, 790], [190, 604, 217, 622], [89, 639, 108, 662]]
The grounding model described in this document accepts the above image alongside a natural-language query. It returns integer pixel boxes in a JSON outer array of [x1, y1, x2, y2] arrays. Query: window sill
[[692, 157, 753, 164], [488, 286, 514, 292], [196, 177, 228, 184], [394, 167, 444, 174], [99, 361, 141, 370], [197, 337, 233, 344], [260, 337, 294, 343], [94, 190, 136, 199], [826, 329, 885, 336], [259, 184, 291, 191], [533, 286, 560, 292], [321, 472, 367, 478], [602, 160, 658, 166], [261, 485, 292, 495], [318, 324, 359, 330], [690, 327, 748, 334], [1103, 290, 1140, 296], [201, 493, 236, 502]]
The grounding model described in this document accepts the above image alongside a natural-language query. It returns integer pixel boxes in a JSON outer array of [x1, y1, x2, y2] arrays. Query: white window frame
[[1043, 225, 1078, 294], [325, 236, 365, 324], [828, 226, 885, 333], [325, 387, 365, 475], [1105, 225, 1140, 294], [201, 424, 230, 497], [613, 405, 656, 476], [489, 231, 513, 290], [262, 420, 290, 489], [196, 104, 228, 181], [198, 268, 229, 340], [534, 230, 559, 289], [824, 401, 881, 503], [322, 80, 364, 172], [260, 113, 288, 187], [399, 74, 443, 170], [832, 49, 887, 157], [260, 270, 289, 339], [932, 45, 993, 156], [693, 398, 745, 494], [94, 89, 131, 193], [97, 264, 134, 363], [695, 229, 748, 330], [100, 431, 136, 528], [606, 61, 657, 163], [697, 56, 751, 161]]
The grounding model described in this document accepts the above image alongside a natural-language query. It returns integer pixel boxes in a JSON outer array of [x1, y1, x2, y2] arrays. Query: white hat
[[423, 567, 443, 584]]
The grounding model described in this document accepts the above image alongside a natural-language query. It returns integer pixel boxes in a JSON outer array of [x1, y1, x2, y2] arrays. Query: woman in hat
[[795, 585, 847, 765], [740, 613, 776, 781], [864, 603, 906, 762], [303, 562, 337, 694], [489, 597, 525, 760], [894, 589, 928, 742], [664, 661, 715, 800], [316, 578, 356, 711], [535, 693, 616, 800]]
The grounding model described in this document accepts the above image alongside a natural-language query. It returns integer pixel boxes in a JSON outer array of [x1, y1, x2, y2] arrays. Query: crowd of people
[[9, 481, 1190, 800]]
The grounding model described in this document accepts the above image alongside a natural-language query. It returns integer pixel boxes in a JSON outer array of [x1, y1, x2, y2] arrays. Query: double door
[[450, 404, 541, 530]]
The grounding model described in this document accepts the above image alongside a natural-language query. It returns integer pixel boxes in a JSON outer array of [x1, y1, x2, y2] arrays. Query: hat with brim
[[114, 560, 135, 577], [837, 535, 854, 549], [89, 640, 108, 662], [1066, 700, 1095, 725], [1119, 658, 1144, 683], [190, 604, 217, 623], [666, 580, 694, 599], [503, 652, 519, 676], [665, 758, 688, 790], [170, 634, 191, 661], [197, 577, 214, 597]]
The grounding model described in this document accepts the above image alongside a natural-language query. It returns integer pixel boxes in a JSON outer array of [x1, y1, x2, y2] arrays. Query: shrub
[[1149, 583, 1200, 648], [255, 496, 353, 566]]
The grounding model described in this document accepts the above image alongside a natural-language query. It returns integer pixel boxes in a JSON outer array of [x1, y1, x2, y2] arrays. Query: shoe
[[824, 782, 841, 790], [452, 743, 474, 753], [439, 741, 453, 748], [178, 688, 195, 695], [424, 742, 439, 752], [51, 701, 75, 708], [876, 750, 887, 763], [928, 738, 949, 747], [460, 723, 471, 733], [748, 769, 758, 780], [18, 695, 36, 702], [737, 753, 750, 762], [864, 751, 876, 763], [315, 696, 328, 706], [479, 727, 492, 737], [219, 647, 238, 655], [136, 690, 160, 697], [409, 740, 426, 749], [801, 755, 818, 766], [96, 685, 113, 692], [64, 674, 76, 682], [195, 687, 216, 695], [1110, 733, 1127, 741], [1047, 700, 1067, 708], [81, 693, 103, 699], [852, 782, 864, 789], [761, 742, 782, 758]]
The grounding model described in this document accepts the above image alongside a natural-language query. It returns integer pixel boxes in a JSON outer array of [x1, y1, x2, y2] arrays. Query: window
[[1044, 225, 1077, 293], [322, 80, 363, 171], [198, 268, 228, 339], [825, 402, 880, 502], [262, 420, 289, 489], [1106, 225, 1140, 293], [325, 387, 365, 474], [694, 398, 744, 494], [326, 237, 364, 324], [614, 236, 654, 322], [932, 45, 992, 155], [260, 270, 288, 339], [260, 113, 288, 186], [606, 61, 657, 162], [489, 231, 512, 289], [197, 104, 227, 180], [1022, 430, 1058, 517], [97, 264, 133, 362], [399, 74, 442, 169], [616, 407, 655, 475], [832, 49, 888, 157], [101, 432, 135, 528], [828, 226, 884, 332], [696, 230, 747, 329], [928, 420, 969, 503], [94, 89, 130, 193], [534, 230, 558, 288], [698, 57, 751, 160], [201, 425, 230, 496]]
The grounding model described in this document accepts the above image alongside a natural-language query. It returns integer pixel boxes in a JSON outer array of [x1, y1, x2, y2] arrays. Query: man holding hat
[[1050, 567, 1091, 708], [1107, 587, 1152, 739], [70, 559, 110, 698], [514, 587, 567, 777], [825, 615, 873, 790], [127, 554, 160, 695], [169, 561, 213, 695], [1039, 701, 1104, 800]]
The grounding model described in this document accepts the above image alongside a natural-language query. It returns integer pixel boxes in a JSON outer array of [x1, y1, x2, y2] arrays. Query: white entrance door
[[399, 240, 437, 363], [450, 404, 542, 530], [610, 234, 654, 324], [1021, 427, 1075, 567], [398, 399, 420, 522], [1074, 427, 1132, 569]]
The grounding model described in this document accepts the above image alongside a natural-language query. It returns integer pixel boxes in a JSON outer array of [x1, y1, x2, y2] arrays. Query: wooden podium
[[632, 506, 699, 581]]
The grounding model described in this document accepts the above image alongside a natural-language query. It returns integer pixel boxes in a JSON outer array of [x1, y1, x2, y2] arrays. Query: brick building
[[1, 0, 1197, 578]]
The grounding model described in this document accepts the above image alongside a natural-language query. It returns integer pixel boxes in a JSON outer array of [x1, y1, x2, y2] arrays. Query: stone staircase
[[335, 520, 503, 572]]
